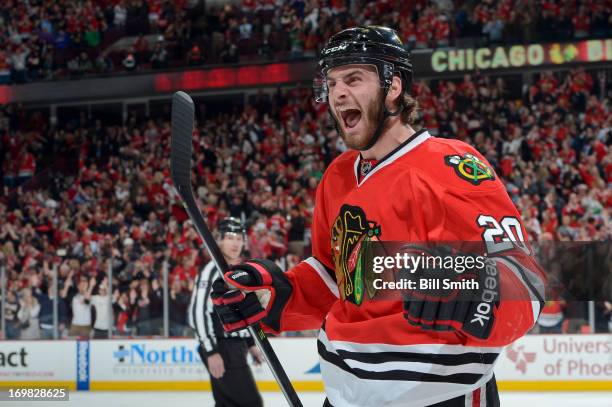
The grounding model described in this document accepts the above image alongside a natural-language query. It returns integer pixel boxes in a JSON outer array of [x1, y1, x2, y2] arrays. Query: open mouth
[[340, 108, 362, 129]]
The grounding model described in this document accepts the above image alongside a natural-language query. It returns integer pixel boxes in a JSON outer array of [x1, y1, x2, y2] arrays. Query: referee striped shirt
[[188, 260, 251, 356]]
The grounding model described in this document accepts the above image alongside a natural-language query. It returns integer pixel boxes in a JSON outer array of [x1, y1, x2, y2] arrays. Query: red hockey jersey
[[273, 130, 545, 406]]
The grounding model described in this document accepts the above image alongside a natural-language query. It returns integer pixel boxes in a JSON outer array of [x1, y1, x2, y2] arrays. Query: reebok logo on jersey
[[465, 259, 499, 339], [471, 260, 498, 324]]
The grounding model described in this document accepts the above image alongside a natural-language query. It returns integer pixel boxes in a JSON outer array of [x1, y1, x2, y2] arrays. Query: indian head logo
[[506, 343, 536, 374], [331, 204, 381, 305]]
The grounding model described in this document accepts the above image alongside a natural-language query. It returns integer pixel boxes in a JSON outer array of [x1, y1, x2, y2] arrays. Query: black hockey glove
[[211, 259, 292, 333], [400, 246, 500, 340]]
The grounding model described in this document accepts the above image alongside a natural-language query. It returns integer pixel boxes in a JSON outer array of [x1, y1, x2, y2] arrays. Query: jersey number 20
[[477, 215, 530, 255]]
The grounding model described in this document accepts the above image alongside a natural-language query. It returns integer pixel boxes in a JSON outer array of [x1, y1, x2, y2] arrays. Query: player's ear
[[386, 75, 403, 111]]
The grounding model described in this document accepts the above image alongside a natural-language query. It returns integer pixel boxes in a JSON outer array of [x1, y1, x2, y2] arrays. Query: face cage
[[313, 56, 396, 103]]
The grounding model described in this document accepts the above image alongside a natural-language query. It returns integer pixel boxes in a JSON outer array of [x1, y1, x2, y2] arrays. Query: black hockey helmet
[[314, 26, 412, 102], [314, 26, 413, 151], [217, 217, 245, 238]]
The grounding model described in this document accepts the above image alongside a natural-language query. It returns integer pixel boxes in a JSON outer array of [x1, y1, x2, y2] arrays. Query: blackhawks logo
[[331, 204, 381, 305], [445, 153, 495, 185]]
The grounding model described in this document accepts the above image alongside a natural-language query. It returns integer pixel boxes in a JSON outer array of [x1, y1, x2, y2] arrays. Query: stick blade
[[171, 91, 195, 188]]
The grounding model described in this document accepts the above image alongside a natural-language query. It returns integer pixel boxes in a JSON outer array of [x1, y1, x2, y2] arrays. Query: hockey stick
[[170, 91, 303, 407]]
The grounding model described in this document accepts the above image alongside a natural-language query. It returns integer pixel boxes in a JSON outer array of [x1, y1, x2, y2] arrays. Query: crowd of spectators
[[1, 0, 611, 84], [0, 84, 330, 339], [413, 66, 611, 333], [0, 64, 611, 339]]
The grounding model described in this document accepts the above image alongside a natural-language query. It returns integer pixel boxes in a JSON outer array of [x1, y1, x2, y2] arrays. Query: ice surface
[[2, 391, 611, 407]]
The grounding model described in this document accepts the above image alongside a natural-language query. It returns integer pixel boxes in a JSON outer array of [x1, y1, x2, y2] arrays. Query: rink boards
[[0, 334, 610, 392]]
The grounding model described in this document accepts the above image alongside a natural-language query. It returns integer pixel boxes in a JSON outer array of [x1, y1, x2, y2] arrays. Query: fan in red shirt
[[17, 149, 36, 185], [572, 7, 590, 37], [570, 67, 594, 94], [434, 15, 450, 46]]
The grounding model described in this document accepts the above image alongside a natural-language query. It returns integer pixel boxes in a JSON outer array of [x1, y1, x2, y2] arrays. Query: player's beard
[[335, 88, 386, 151]]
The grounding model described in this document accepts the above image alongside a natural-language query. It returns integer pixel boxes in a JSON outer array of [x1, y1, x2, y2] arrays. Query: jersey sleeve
[[413, 152, 546, 347], [265, 172, 339, 333]]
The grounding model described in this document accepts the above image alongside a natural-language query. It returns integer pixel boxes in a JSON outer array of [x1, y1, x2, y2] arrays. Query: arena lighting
[[154, 63, 294, 92]]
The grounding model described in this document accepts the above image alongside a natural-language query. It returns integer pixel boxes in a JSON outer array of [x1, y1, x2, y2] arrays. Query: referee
[[188, 217, 264, 407]]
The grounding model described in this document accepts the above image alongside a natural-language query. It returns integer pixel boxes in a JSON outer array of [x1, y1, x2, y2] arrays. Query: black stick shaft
[[178, 188, 302, 406], [171, 91, 302, 407]]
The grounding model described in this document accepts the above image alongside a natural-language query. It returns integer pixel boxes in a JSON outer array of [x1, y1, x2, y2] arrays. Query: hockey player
[[212, 26, 546, 406], [188, 217, 264, 407]]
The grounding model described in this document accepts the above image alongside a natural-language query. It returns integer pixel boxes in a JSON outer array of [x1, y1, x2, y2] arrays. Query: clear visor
[[312, 58, 394, 103], [313, 71, 328, 103]]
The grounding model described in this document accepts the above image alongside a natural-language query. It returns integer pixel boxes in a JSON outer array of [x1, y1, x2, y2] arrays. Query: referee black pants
[[323, 375, 500, 407], [199, 338, 263, 407]]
